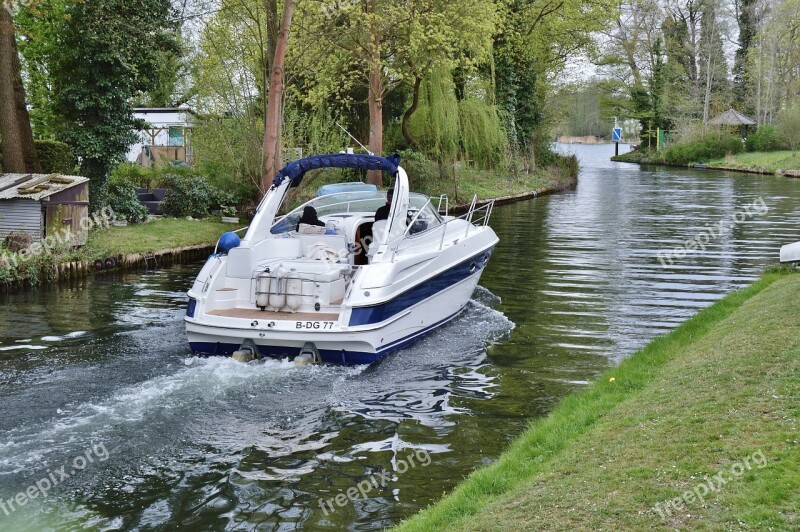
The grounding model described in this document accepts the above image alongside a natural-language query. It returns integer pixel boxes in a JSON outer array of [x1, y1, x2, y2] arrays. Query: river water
[[1, 145, 799, 530]]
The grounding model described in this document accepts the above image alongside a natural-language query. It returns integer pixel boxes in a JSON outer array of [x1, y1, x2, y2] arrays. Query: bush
[[109, 162, 157, 188], [397, 149, 438, 191], [34, 140, 77, 174], [107, 181, 148, 224], [776, 105, 800, 154], [0, 140, 76, 174], [160, 174, 235, 218], [745, 125, 785, 152], [661, 131, 743, 165]]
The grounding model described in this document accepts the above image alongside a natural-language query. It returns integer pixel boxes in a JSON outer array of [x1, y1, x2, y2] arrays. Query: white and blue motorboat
[[184, 153, 498, 364]]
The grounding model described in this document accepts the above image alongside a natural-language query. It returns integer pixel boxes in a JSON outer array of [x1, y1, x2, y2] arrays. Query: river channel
[[1, 144, 799, 530]]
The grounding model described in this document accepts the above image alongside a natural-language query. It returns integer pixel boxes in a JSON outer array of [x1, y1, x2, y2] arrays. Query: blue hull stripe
[[188, 305, 467, 365], [348, 247, 493, 327]]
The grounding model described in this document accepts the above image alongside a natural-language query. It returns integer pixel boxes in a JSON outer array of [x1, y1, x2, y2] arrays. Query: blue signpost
[[612, 123, 622, 156]]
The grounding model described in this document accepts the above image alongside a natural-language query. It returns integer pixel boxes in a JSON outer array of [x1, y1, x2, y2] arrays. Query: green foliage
[[661, 130, 744, 164], [52, 0, 179, 210], [408, 68, 461, 162], [283, 107, 348, 156], [396, 150, 438, 192], [190, 117, 262, 205], [108, 163, 159, 189], [33, 140, 76, 174], [458, 99, 509, 168], [776, 105, 800, 155], [107, 181, 149, 224], [160, 174, 235, 218], [745, 125, 785, 152], [14, 0, 70, 140], [405, 68, 507, 169]]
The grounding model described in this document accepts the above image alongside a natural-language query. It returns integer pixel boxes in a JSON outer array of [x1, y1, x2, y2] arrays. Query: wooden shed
[[0, 173, 91, 246]]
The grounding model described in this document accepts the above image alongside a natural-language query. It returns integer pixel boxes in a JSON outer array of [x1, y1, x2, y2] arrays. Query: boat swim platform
[[207, 308, 340, 321]]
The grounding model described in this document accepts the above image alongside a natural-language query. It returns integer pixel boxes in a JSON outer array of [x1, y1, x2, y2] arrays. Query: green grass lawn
[[708, 150, 800, 173], [397, 270, 800, 531], [78, 218, 238, 259]]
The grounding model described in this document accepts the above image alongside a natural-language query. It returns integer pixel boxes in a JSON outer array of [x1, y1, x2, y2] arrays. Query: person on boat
[[374, 188, 394, 222], [296, 206, 326, 234]]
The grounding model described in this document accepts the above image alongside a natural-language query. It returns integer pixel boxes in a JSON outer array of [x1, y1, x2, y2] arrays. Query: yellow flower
[[609, 377, 616, 382]]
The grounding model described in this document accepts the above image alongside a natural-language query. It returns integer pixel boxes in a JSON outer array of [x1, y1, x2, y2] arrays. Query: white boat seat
[[297, 234, 347, 260]]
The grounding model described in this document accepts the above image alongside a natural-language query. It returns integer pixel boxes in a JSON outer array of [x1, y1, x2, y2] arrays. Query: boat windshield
[[406, 194, 443, 235], [272, 191, 439, 234], [272, 191, 387, 234]]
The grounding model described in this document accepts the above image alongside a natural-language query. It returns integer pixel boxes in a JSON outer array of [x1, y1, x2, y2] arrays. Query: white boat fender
[[269, 265, 287, 310], [256, 270, 272, 310], [286, 269, 302, 313], [780, 241, 800, 263]]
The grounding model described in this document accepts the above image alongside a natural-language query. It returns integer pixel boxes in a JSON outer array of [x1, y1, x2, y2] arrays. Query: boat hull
[[185, 266, 484, 365]]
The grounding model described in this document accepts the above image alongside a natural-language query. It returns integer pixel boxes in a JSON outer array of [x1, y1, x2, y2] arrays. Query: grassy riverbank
[[398, 269, 800, 531], [285, 154, 579, 209], [79, 218, 236, 258], [614, 148, 800, 177], [0, 218, 234, 286], [706, 151, 800, 175]]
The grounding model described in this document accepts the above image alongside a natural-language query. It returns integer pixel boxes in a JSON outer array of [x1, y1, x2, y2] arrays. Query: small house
[[0, 173, 90, 246], [127, 107, 196, 167]]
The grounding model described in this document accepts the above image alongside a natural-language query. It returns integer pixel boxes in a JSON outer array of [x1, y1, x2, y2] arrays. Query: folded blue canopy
[[273, 153, 401, 188]]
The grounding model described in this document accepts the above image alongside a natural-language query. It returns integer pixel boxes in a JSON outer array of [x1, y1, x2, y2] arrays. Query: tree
[[293, 0, 496, 185], [698, 0, 729, 123], [733, 0, 757, 110], [667, 0, 702, 98], [261, 0, 295, 190], [662, 13, 694, 123], [776, 105, 800, 156], [53, 0, 178, 210], [499, 0, 616, 166], [0, 6, 40, 173], [747, 0, 799, 125]]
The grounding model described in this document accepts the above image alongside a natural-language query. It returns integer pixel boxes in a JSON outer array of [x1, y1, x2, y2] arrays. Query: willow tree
[[293, 0, 496, 185]]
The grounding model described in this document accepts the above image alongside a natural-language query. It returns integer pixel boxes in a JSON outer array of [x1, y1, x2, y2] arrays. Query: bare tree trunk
[[401, 76, 422, 148], [366, 0, 383, 186], [0, 8, 39, 173], [264, 0, 278, 118], [756, 35, 762, 125], [261, 0, 295, 192], [703, 53, 713, 124]]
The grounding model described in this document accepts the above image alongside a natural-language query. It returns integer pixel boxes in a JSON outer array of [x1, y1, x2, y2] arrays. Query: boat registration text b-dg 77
[[296, 321, 335, 330]]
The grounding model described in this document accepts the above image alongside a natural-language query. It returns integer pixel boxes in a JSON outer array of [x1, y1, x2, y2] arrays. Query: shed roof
[[707, 108, 757, 126], [0, 173, 89, 201]]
